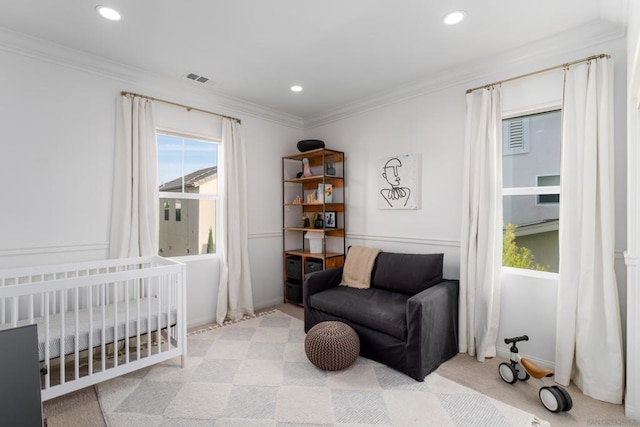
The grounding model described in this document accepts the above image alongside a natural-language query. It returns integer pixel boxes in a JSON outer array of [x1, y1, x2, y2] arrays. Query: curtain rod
[[120, 91, 241, 124], [466, 53, 609, 94]]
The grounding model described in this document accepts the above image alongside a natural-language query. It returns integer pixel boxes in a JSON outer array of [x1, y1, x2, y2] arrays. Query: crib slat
[[40, 291, 45, 323], [60, 289, 65, 385], [136, 283, 141, 362], [28, 293, 34, 324], [113, 281, 118, 368], [44, 292, 50, 390], [10, 296, 18, 327], [88, 286, 93, 376], [125, 280, 130, 364], [74, 287, 80, 380], [157, 278, 162, 355], [101, 283, 106, 373], [164, 276, 169, 347], [147, 279, 152, 358]]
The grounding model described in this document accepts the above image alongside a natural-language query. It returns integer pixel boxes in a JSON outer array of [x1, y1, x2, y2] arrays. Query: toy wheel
[[539, 386, 565, 413], [516, 366, 530, 381], [499, 362, 517, 384], [552, 385, 573, 411]]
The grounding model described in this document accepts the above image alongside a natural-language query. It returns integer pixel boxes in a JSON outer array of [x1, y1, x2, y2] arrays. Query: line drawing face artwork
[[378, 154, 420, 209]]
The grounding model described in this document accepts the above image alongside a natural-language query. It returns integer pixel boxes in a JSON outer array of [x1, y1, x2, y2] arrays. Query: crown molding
[[305, 19, 626, 130], [1, 19, 624, 133], [0, 27, 304, 130], [597, 0, 629, 28]]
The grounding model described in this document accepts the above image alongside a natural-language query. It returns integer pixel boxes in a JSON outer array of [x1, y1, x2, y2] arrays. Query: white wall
[[304, 29, 627, 368], [307, 87, 465, 279], [0, 29, 303, 327]]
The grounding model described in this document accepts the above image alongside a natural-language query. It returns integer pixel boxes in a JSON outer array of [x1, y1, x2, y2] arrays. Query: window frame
[[157, 130, 221, 259]]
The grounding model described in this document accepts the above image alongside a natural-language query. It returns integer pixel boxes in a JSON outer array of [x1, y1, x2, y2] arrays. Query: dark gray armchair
[[304, 252, 459, 381]]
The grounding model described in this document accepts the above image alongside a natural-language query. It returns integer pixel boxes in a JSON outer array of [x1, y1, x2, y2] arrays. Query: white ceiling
[[0, 0, 628, 120]]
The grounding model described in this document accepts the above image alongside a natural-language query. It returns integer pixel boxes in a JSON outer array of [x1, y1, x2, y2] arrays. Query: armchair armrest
[[303, 267, 343, 303], [303, 267, 344, 332], [405, 279, 459, 380]]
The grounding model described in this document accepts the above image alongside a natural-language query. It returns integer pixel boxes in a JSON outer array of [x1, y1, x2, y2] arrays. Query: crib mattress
[[0, 297, 178, 361]]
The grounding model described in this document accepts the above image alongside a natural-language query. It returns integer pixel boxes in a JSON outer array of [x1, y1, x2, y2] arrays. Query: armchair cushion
[[309, 287, 408, 340], [371, 252, 443, 295]]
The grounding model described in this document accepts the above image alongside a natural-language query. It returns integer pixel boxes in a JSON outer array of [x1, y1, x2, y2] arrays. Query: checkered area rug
[[96, 310, 549, 426]]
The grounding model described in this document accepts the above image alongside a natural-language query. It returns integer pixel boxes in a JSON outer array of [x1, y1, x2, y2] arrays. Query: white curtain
[[459, 86, 503, 361], [216, 118, 255, 324], [109, 95, 158, 258], [555, 57, 624, 404]]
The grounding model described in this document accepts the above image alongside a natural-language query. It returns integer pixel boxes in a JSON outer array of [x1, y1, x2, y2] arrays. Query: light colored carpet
[[95, 310, 549, 426]]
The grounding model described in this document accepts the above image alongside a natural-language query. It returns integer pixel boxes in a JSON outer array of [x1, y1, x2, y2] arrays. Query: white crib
[[0, 256, 187, 401]]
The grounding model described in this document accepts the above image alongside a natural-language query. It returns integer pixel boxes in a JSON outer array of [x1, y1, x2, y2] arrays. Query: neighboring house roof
[[511, 219, 559, 237], [159, 166, 217, 192]]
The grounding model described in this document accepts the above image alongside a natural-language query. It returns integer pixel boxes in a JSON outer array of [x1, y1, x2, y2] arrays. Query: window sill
[[162, 253, 219, 263], [502, 266, 558, 279]]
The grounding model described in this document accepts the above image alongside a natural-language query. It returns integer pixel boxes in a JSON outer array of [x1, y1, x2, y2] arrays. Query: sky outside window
[[157, 134, 217, 186]]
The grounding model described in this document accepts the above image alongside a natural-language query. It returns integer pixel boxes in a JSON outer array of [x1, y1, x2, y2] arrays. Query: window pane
[[503, 110, 561, 273], [175, 200, 182, 222], [503, 110, 561, 188], [503, 195, 558, 273], [158, 134, 218, 195], [537, 175, 560, 204], [159, 198, 216, 256], [157, 132, 219, 258]]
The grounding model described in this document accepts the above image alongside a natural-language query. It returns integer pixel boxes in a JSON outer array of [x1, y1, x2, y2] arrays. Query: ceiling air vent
[[184, 72, 215, 86]]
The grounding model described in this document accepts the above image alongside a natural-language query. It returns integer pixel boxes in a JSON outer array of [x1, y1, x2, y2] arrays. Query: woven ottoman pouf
[[305, 321, 360, 371]]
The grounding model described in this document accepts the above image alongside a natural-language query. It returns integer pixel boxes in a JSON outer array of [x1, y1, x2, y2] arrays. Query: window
[[163, 201, 170, 221], [502, 110, 560, 273], [536, 175, 560, 204], [157, 132, 219, 257], [175, 200, 182, 222]]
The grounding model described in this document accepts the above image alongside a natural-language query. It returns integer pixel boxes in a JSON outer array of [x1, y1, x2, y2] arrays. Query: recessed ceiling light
[[290, 85, 303, 92], [96, 6, 122, 21], [443, 11, 465, 25]]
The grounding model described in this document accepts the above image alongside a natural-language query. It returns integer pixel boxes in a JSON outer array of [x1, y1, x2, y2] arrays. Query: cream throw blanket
[[340, 246, 382, 289]]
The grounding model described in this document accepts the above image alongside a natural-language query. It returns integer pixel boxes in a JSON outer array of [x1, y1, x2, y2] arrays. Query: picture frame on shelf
[[324, 211, 337, 228]]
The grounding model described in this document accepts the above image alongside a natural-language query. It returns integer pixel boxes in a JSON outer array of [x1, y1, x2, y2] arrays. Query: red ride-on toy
[[499, 335, 572, 413]]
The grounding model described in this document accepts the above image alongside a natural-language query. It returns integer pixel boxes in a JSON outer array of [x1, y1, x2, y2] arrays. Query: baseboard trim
[[626, 404, 640, 422], [254, 296, 286, 311], [496, 346, 555, 371], [187, 314, 217, 330]]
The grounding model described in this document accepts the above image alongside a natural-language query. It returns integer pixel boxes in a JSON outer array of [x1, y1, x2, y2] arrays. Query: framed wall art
[[377, 153, 420, 209], [324, 211, 337, 228]]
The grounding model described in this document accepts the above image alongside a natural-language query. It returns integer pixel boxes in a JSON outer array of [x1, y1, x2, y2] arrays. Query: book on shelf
[[319, 183, 332, 203]]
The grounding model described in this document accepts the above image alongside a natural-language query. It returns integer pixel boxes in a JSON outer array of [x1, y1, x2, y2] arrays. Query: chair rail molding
[[0, 242, 109, 258], [346, 233, 460, 248]]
